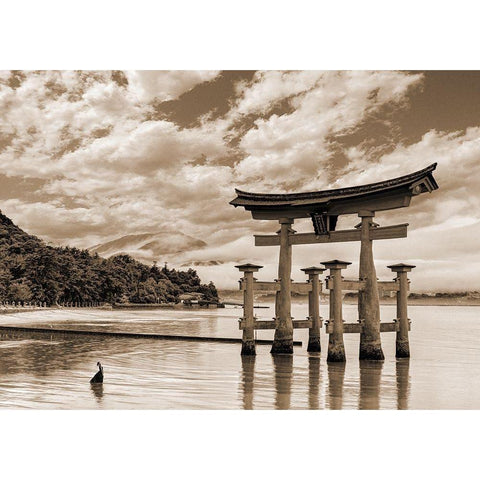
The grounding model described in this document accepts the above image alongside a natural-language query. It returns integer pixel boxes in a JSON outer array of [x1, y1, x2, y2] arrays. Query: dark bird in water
[[90, 362, 104, 384]]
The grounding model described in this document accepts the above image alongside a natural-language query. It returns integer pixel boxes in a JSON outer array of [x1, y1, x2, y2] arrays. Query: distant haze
[[89, 231, 207, 264], [0, 70, 479, 291]]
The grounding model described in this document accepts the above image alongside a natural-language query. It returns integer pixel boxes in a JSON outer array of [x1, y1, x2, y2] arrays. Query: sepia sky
[[0, 70, 479, 291]]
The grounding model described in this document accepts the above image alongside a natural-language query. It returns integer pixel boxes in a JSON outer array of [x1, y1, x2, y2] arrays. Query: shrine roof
[[230, 163, 438, 210]]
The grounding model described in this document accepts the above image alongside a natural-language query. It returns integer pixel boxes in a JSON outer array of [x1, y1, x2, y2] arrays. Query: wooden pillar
[[301, 266, 325, 352], [388, 263, 415, 358], [271, 218, 294, 354], [322, 260, 350, 362], [358, 211, 384, 360], [235, 263, 263, 356]]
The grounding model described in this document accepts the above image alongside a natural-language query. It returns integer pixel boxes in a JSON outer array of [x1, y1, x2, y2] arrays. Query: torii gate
[[230, 163, 439, 359]]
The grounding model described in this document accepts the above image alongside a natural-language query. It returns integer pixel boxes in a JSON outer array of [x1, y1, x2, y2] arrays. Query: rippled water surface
[[0, 303, 479, 409]]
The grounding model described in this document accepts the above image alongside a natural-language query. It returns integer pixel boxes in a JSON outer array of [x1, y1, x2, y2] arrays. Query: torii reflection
[[240, 353, 410, 410], [241, 356, 256, 410], [327, 362, 346, 410], [325, 359, 410, 410], [359, 360, 384, 410], [396, 358, 410, 410], [273, 355, 293, 410], [308, 354, 321, 409], [241, 354, 323, 410]]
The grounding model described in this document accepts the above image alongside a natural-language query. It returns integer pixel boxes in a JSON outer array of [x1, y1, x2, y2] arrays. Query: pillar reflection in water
[[273, 355, 293, 410], [396, 358, 410, 410], [241, 356, 256, 410], [308, 354, 321, 409], [359, 360, 383, 410], [327, 362, 345, 410]]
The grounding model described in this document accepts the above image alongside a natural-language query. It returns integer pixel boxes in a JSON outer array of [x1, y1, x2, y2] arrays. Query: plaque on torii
[[230, 163, 438, 357]]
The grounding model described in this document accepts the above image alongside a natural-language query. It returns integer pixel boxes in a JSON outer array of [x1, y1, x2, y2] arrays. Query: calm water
[[0, 303, 479, 409]]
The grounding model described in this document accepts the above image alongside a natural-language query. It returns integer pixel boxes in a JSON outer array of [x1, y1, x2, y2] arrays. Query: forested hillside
[[0, 211, 218, 306]]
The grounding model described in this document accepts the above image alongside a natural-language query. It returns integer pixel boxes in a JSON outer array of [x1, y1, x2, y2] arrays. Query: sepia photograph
[[1, 2, 479, 478], [0, 69, 478, 410]]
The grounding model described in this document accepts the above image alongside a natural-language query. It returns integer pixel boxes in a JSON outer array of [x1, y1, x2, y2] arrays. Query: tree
[[0, 210, 219, 306], [8, 280, 33, 302]]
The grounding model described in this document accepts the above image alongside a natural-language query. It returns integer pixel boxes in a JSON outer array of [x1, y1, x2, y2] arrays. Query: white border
[[1, 0, 479, 69], [1, 1, 479, 477], [1, 410, 479, 478]]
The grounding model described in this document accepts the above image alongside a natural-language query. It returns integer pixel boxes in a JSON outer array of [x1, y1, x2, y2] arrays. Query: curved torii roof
[[230, 163, 438, 220]]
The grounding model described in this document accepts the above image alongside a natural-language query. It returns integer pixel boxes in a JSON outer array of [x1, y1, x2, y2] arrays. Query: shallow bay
[[0, 303, 478, 409]]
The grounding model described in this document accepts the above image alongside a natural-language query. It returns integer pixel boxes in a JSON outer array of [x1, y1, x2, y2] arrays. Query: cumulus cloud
[[231, 71, 423, 190], [124, 71, 220, 103], [0, 70, 478, 291], [336, 128, 480, 233]]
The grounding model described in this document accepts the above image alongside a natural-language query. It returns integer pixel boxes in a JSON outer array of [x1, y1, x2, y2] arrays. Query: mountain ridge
[[0, 211, 218, 305], [89, 231, 207, 261]]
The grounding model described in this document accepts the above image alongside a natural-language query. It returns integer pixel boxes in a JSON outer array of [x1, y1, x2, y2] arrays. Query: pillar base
[[395, 340, 410, 358], [307, 337, 321, 353], [270, 338, 293, 354], [241, 340, 256, 356], [359, 341, 385, 361], [327, 344, 346, 362]]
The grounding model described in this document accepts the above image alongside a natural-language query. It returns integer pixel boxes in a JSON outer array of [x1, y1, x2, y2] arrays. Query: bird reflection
[[241, 356, 256, 410], [359, 360, 383, 410], [273, 355, 293, 410], [90, 383, 104, 404], [327, 362, 345, 410], [396, 358, 410, 410], [308, 354, 321, 409]]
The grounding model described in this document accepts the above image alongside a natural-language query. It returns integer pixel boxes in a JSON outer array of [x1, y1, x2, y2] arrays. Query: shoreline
[[2, 298, 480, 317], [219, 291, 480, 308], [0, 303, 223, 315]]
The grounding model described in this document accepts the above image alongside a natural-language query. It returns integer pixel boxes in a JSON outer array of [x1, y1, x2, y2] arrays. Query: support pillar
[[235, 263, 263, 355], [301, 266, 326, 352], [358, 211, 385, 360], [388, 263, 415, 358], [271, 218, 294, 354], [322, 260, 350, 362]]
